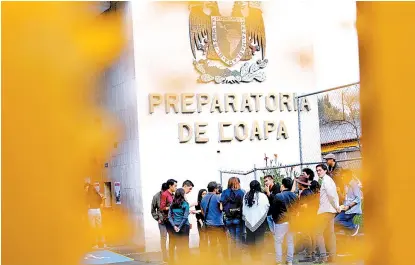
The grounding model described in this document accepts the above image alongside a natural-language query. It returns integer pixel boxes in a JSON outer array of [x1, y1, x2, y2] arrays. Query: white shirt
[[318, 174, 340, 214]]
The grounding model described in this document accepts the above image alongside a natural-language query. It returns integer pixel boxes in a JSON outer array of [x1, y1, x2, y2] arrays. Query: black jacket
[[328, 162, 342, 184], [299, 189, 313, 200], [271, 190, 298, 224], [266, 183, 280, 216], [195, 204, 204, 221]]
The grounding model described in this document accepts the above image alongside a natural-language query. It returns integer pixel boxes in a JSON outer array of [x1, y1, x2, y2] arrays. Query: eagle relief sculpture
[[189, 1, 268, 84]]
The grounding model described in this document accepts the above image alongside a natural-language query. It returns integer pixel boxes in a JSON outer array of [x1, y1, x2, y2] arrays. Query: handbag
[[201, 194, 214, 231]]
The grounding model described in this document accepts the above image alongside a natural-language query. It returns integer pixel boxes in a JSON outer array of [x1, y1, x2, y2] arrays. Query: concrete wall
[[100, 2, 145, 248], [312, 1, 360, 89], [101, 0, 359, 252], [131, 1, 322, 252]]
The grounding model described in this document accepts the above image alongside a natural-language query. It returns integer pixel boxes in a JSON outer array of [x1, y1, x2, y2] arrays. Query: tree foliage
[[318, 95, 344, 124], [259, 154, 300, 189], [318, 87, 362, 151]]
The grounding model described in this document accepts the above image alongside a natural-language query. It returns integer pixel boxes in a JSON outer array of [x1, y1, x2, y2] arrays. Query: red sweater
[[160, 190, 173, 221]]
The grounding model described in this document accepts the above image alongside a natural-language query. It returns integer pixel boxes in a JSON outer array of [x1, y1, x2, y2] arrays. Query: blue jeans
[[225, 219, 242, 245], [335, 212, 357, 230], [316, 213, 336, 259], [226, 219, 242, 260], [267, 215, 274, 235], [274, 222, 294, 263]]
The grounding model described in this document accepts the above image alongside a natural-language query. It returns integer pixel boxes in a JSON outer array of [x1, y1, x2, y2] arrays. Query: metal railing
[[219, 157, 362, 184], [219, 82, 362, 185]]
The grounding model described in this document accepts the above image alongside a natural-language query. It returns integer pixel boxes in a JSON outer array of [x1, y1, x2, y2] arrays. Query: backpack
[[224, 190, 243, 219]]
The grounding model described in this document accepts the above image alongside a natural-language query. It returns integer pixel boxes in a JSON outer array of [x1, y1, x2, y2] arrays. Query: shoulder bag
[[201, 194, 214, 231]]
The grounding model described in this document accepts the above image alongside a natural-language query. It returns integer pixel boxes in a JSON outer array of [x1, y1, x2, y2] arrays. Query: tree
[[259, 154, 300, 189], [318, 85, 362, 153], [318, 95, 343, 123], [259, 154, 285, 188]]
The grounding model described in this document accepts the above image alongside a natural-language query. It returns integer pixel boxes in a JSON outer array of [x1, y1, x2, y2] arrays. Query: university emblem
[[189, 1, 268, 84]]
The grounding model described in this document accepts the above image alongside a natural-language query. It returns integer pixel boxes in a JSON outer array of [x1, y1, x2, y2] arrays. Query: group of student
[[151, 158, 362, 265]]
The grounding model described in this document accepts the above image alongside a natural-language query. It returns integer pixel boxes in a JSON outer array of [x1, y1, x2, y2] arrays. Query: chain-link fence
[[220, 170, 257, 191], [219, 158, 362, 187], [297, 82, 361, 166], [219, 82, 362, 185]]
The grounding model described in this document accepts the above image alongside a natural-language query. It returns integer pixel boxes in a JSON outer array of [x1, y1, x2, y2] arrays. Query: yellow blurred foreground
[[2, 1, 415, 265], [2, 2, 126, 265], [357, 2, 415, 265]]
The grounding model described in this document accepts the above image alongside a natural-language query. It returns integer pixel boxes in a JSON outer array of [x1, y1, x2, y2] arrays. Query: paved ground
[[82, 247, 363, 265], [83, 232, 364, 265]]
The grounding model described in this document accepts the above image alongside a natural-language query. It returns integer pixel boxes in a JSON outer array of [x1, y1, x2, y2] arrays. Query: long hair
[[217, 184, 223, 194], [197, 189, 207, 204], [245, 180, 262, 207], [171, 188, 186, 209], [227, 177, 240, 190]]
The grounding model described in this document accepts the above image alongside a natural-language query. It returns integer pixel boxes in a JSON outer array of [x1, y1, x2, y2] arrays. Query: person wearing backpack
[[220, 177, 245, 260]]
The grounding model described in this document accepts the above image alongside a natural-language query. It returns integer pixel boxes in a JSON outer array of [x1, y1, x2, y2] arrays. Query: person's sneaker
[[287, 262, 293, 265], [351, 224, 360, 236], [92, 245, 99, 249]]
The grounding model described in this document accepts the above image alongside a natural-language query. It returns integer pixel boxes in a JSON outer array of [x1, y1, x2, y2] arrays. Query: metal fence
[[219, 158, 362, 186], [297, 82, 361, 165], [219, 82, 362, 185]]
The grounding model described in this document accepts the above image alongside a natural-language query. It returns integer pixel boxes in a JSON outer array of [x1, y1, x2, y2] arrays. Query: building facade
[[100, 1, 359, 252]]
